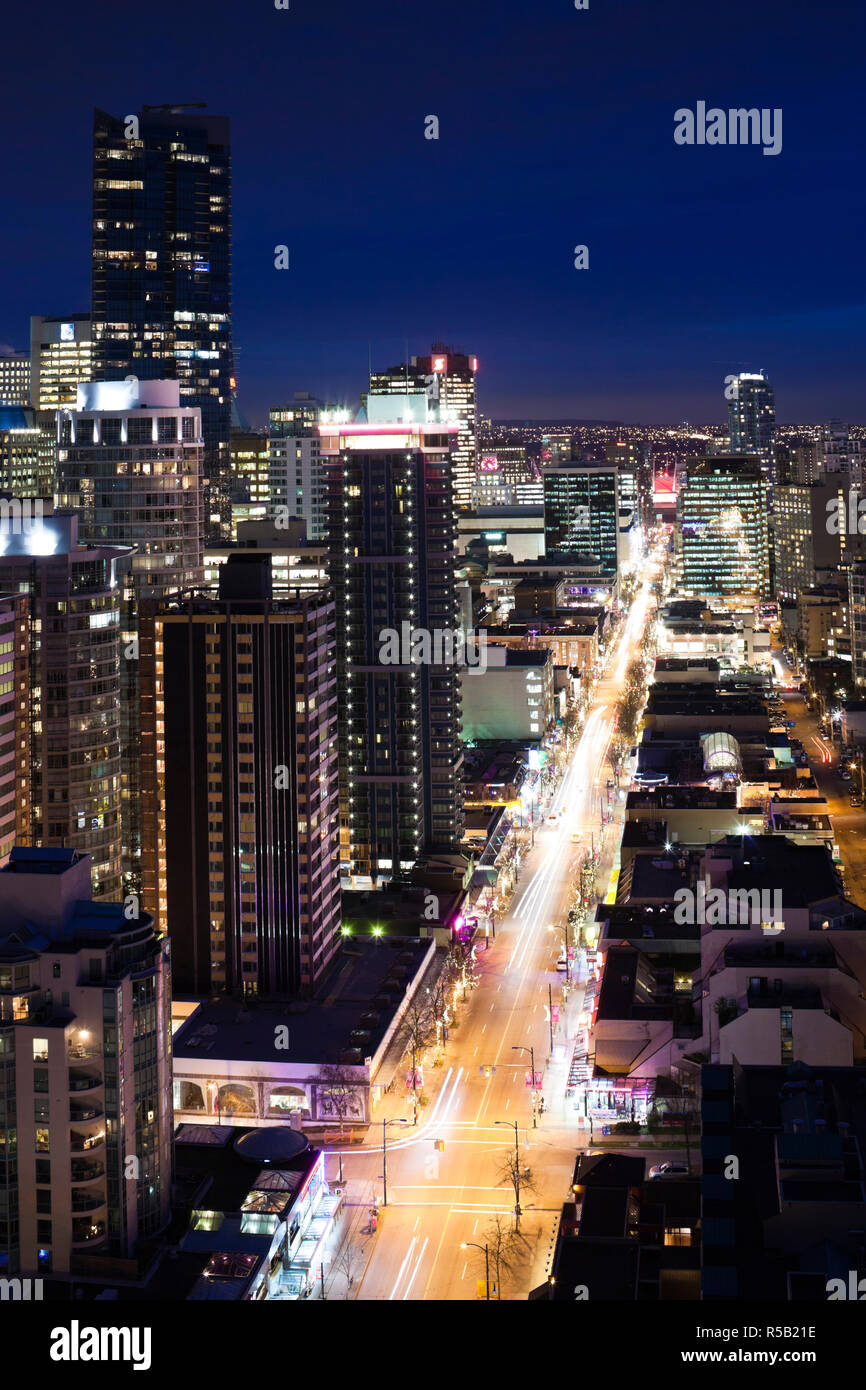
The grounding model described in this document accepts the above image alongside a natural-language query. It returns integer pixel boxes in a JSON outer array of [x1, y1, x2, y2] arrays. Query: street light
[[512, 1045, 537, 1126], [461, 1241, 491, 1300], [381, 1117, 408, 1207]]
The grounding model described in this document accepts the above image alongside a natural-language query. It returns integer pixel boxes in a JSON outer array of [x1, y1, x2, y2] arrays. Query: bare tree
[[477, 1214, 531, 1298], [401, 997, 435, 1123], [317, 1063, 361, 1139], [496, 1150, 538, 1234], [330, 1234, 365, 1299]]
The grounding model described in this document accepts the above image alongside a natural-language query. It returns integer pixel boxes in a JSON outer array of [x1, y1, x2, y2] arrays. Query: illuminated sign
[[470, 357, 478, 371], [432, 356, 447, 373], [480, 456, 499, 472], [59, 322, 75, 342]]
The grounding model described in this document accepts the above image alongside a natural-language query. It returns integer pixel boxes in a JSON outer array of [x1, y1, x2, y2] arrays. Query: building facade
[[0, 513, 128, 899], [727, 371, 776, 481], [139, 556, 341, 997], [30, 315, 93, 412], [91, 106, 232, 537], [0, 847, 172, 1277], [321, 415, 464, 885], [678, 456, 770, 602]]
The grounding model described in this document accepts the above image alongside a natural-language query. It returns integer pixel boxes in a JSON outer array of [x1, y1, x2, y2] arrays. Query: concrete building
[[0, 512, 129, 899], [0, 406, 55, 499], [139, 555, 341, 998], [0, 846, 172, 1277], [29, 315, 92, 412], [0, 351, 30, 406], [321, 411, 464, 885], [460, 646, 554, 742]]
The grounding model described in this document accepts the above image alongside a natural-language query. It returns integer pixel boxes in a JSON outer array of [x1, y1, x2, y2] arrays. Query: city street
[[328, 567, 661, 1300]]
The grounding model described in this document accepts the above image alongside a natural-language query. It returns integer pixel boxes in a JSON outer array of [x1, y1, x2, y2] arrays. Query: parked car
[[849, 797, 863, 808], [648, 1162, 690, 1180], [841, 770, 853, 781]]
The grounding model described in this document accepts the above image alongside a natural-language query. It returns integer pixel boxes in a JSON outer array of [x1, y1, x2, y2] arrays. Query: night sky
[[2, 0, 863, 424]]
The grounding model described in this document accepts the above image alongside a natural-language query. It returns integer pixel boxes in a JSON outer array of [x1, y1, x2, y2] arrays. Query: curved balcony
[[71, 1190, 107, 1214], [71, 1217, 106, 1246], [70, 1127, 105, 1155], [69, 1069, 103, 1094], [69, 1102, 104, 1123], [70, 1159, 104, 1183]]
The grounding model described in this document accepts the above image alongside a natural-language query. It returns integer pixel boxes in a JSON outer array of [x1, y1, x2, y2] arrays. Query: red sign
[[432, 356, 447, 372]]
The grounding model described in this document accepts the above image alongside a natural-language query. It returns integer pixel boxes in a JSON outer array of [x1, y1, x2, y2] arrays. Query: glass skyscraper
[[728, 371, 776, 481], [91, 106, 232, 538]]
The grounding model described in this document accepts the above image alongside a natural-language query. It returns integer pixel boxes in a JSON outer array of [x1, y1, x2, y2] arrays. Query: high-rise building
[[57, 379, 204, 893], [139, 555, 341, 997], [0, 407, 55, 499], [229, 428, 270, 534], [542, 463, 621, 572], [605, 438, 652, 527], [679, 455, 770, 602], [91, 106, 232, 537], [368, 348, 478, 509], [475, 442, 530, 507], [0, 512, 129, 899], [0, 846, 172, 1277], [321, 408, 465, 885], [267, 394, 336, 540], [30, 315, 93, 412], [727, 371, 776, 480], [0, 351, 30, 407], [774, 479, 849, 600]]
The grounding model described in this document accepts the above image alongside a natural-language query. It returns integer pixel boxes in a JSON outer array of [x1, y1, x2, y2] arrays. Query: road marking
[[402, 1237, 429, 1299]]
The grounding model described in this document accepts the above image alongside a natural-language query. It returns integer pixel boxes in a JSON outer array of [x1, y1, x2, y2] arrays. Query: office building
[[0, 512, 129, 899], [229, 428, 270, 534], [678, 456, 770, 602], [91, 105, 232, 537], [321, 409, 464, 885], [475, 442, 531, 507], [542, 463, 620, 571], [0, 846, 172, 1277], [30, 315, 93, 412], [368, 348, 478, 509], [0, 407, 55, 499], [727, 371, 776, 480], [0, 351, 30, 407], [139, 555, 341, 997], [774, 479, 848, 600]]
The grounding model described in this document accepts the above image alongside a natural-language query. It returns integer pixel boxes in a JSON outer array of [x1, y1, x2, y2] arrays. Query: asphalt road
[[333, 565, 664, 1300]]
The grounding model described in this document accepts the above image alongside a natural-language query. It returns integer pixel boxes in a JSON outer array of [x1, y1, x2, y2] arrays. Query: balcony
[[69, 1102, 104, 1123], [69, 1070, 103, 1094], [70, 1160, 104, 1183], [67, 1042, 102, 1062], [71, 1191, 106, 1214], [71, 1217, 106, 1246], [70, 1128, 105, 1154]]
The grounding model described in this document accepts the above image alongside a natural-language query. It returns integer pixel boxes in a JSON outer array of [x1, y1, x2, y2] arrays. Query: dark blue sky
[[2, 0, 863, 424]]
